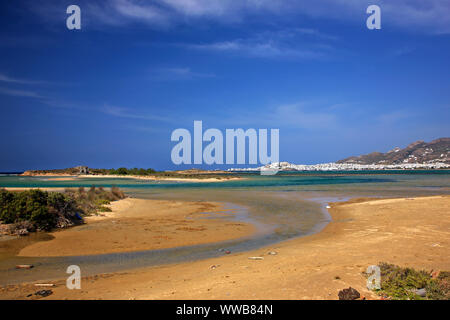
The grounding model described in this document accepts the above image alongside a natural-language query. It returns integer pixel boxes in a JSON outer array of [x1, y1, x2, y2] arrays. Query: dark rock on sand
[[413, 288, 426, 297], [35, 290, 53, 297], [338, 287, 361, 300]]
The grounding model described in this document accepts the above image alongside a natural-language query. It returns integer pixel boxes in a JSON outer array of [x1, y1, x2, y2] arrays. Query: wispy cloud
[[0, 87, 43, 98], [0, 73, 48, 85], [105, 0, 170, 26], [101, 104, 173, 123], [0, 72, 54, 101], [271, 102, 337, 129], [150, 67, 215, 80], [208, 100, 339, 130], [27, 0, 450, 34], [187, 28, 337, 59], [189, 40, 325, 59], [376, 110, 414, 125]]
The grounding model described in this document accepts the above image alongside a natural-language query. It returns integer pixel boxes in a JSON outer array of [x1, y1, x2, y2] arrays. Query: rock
[[431, 270, 440, 279], [0, 224, 13, 235], [16, 264, 34, 269], [210, 265, 220, 269], [248, 257, 264, 260], [35, 290, 53, 297], [267, 251, 277, 255], [413, 288, 426, 297], [56, 215, 75, 229], [15, 229, 29, 236], [11, 221, 35, 235], [225, 250, 231, 254], [338, 287, 361, 300]]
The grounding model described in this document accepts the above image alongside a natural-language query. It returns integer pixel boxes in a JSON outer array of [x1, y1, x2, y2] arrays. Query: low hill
[[337, 138, 450, 165]]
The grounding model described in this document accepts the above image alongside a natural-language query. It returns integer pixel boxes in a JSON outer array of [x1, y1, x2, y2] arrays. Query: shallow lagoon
[[0, 171, 449, 285]]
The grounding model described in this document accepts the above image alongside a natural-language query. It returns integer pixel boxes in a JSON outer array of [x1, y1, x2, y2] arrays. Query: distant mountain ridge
[[229, 137, 450, 172], [337, 138, 450, 165]]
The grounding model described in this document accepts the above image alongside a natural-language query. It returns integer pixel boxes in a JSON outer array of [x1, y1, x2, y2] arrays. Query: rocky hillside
[[337, 138, 450, 165]]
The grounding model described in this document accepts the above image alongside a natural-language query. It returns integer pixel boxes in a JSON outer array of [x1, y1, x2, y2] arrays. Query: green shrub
[[0, 189, 55, 230], [426, 272, 450, 300], [97, 206, 112, 212], [95, 199, 111, 206], [0, 186, 126, 233], [371, 262, 450, 300], [108, 167, 156, 176]]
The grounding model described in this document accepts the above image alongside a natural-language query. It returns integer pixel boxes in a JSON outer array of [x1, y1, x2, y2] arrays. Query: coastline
[[1, 194, 449, 299], [78, 174, 242, 182], [16, 174, 242, 183]]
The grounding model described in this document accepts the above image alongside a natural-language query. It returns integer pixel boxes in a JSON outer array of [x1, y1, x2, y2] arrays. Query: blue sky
[[0, 0, 449, 171]]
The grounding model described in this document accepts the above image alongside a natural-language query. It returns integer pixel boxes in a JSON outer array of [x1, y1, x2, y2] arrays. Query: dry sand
[[78, 174, 242, 182], [3, 188, 67, 192], [18, 198, 255, 257], [1, 195, 449, 300]]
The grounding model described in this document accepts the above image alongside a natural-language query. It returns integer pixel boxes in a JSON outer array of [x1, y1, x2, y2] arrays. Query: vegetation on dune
[[105, 167, 232, 179], [22, 167, 236, 179], [107, 167, 156, 176], [0, 186, 126, 235], [368, 262, 450, 300], [64, 186, 125, 215]]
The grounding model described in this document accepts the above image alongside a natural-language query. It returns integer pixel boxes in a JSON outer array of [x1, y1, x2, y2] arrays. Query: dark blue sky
[[0, 0, 449, 171]]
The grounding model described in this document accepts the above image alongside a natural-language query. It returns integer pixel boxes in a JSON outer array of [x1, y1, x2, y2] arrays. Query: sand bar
[[16, 174, 242, 183], [17, 198, 255, 257]]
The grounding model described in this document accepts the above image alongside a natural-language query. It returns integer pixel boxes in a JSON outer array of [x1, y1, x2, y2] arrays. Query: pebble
[[413, 288, 426, 297], [35, 290, 53, 298]]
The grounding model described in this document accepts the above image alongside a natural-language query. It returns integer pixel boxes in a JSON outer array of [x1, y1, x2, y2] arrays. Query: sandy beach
[[19, 173, 242, 183], [16, 198, 255, 257], [1, 194, 448, 300]]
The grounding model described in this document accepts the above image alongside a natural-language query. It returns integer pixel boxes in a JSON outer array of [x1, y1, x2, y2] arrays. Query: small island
[[20, 166, 242, 182]]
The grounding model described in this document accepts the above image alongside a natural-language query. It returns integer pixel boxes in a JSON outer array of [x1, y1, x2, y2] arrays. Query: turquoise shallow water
[[0, 171, 449, 285]]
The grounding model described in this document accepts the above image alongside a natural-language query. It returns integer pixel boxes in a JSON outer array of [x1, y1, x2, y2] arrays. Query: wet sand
[[1, 195, 449, 300], [16, 198, 255, 257]]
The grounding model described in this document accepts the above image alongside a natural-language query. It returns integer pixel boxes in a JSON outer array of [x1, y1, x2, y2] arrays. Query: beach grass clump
[[65, 185, 125, 215], [0, 186, 126, 234], [426, 272, 450, 300], [108, 167, 156, 176], [372, 262, 449, 300]]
